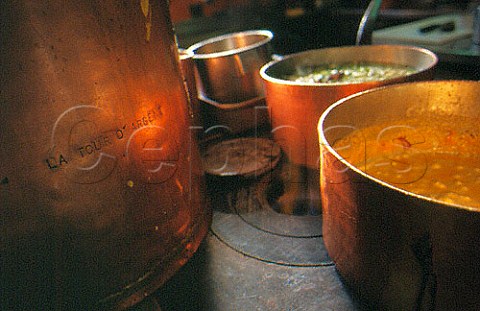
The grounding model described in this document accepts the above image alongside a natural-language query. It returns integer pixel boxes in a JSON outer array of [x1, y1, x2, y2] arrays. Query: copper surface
[[0, 1, 210, 309], [319, 80, 480, 310], [179, 48, 202, 129]]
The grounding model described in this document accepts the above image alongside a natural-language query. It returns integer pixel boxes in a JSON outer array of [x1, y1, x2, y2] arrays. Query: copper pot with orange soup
[[0, 1, 210, 309], [319, 80, 480, 310]]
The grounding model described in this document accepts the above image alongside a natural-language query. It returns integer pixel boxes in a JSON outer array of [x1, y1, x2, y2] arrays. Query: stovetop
[[149, 139, 361, 311], [155, 232, 357, 311]]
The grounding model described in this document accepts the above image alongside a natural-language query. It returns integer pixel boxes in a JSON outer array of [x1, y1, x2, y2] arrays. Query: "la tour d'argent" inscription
[[45, 106, 162, 170]]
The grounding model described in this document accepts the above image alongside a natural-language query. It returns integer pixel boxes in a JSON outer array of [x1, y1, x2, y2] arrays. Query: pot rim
[[318, 79, 480, 213], [259, 44, 438, 87], [187, 29, 273, 60]]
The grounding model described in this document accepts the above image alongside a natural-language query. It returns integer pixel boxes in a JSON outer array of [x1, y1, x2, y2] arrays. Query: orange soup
[[333, 116, 480, 209]]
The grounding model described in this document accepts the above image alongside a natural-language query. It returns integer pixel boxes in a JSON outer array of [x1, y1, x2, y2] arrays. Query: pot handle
[[356, 0, 382, 45]]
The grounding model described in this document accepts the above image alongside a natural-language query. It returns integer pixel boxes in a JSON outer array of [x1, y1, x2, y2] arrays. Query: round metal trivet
[[201, 137, 281, 178]]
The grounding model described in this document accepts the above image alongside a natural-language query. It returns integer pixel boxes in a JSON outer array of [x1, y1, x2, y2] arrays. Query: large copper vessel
[[319, 81, 480, 310], [0, 1, 210, 309]]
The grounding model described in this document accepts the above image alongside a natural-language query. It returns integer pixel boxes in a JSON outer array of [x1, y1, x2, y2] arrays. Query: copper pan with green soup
[[260, 45, 438, 170]]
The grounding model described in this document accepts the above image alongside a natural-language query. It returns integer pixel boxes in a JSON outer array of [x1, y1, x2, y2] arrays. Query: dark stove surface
[[155, 232, 357, 311]]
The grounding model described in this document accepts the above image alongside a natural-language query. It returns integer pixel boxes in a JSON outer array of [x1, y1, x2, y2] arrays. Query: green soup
[[286, 63, 416, 84]]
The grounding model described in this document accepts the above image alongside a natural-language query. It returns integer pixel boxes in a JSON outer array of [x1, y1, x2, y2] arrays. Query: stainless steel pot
[[260, 45, 438, 169], [319, 80, 480, 310], [0, 1, 210, 310], [188, 30, 273, 103]]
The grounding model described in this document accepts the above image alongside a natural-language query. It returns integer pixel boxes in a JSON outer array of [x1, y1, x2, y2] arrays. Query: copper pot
[[0, 1, 210, 310], [260, 45, 438, 169], [319, 80, 480, 310]]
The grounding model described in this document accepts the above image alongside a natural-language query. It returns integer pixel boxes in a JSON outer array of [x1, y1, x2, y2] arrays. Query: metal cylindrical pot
[[188, 30, 273, 103], [0, 1, 210, 310], [318, 80, 480, 310], [260, 45, 437, 169]]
